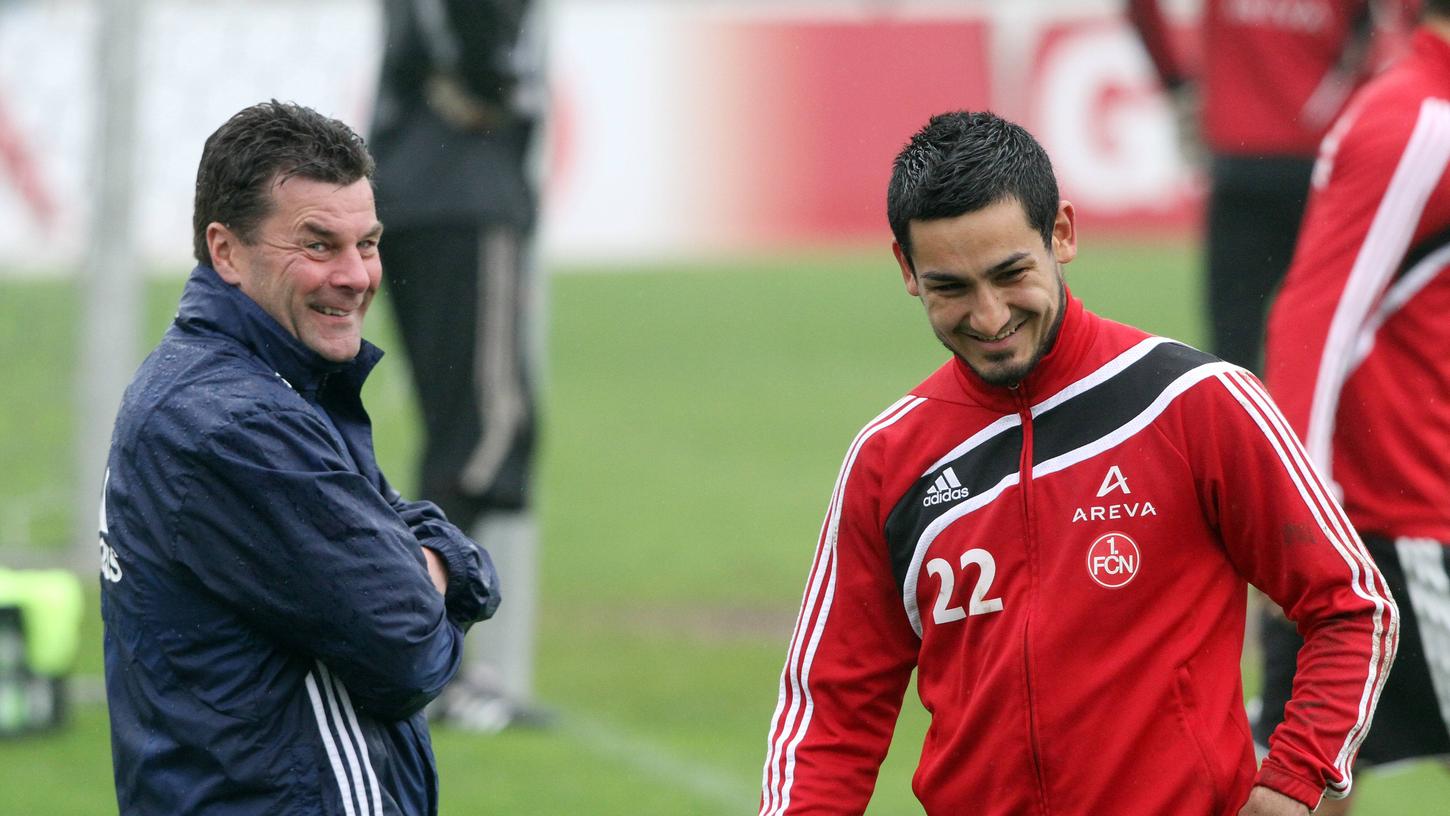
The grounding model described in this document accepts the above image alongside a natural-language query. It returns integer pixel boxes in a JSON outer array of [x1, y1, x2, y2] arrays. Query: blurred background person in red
[[1127, 6, 1415, 803], [1261, 0, 1450, 811], [1127, 0, 1409, 373]]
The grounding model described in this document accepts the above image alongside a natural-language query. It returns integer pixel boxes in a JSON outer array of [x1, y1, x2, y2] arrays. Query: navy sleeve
[[172, 408, 467, 720], [390, 493, 502, 629]]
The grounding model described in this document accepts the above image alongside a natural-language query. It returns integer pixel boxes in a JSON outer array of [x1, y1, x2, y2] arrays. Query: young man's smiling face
[[894, 197, 1077, 387], [209, 176, 384, 363]]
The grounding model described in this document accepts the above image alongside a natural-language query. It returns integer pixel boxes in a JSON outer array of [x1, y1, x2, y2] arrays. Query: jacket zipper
[[1013, 384, 1050, 814]]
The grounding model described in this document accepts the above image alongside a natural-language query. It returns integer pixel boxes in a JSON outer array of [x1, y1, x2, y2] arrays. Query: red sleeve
[[1183, 369, 1397, 808], [1265, 85, 1450, 479], [1125, 0, 1188, 89], [759, 407, 921, 815]]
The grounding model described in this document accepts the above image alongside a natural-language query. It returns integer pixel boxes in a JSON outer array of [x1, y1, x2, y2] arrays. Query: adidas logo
[[923, 467, 970, 507]]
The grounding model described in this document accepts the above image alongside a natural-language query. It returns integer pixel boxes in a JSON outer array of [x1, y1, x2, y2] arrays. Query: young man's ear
[[1051, 201, 1078, 265], [207, 222, 245, 285], [893, 241, 920, 297]]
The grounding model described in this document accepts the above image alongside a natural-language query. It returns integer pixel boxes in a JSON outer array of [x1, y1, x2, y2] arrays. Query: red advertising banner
[[700, 18, 994, 245]]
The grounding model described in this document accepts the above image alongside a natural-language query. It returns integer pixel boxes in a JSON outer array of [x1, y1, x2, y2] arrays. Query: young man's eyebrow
[[920, 251, 1032, 281], [986, 251, 1032, 273], [920, 271, 966, 282]]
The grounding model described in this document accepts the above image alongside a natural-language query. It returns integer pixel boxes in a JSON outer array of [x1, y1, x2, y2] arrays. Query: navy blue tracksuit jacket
[[100, 265, 499, 815]]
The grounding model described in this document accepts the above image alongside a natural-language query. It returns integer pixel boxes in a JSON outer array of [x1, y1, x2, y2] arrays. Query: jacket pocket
[[1173, 664, 1226, 813]]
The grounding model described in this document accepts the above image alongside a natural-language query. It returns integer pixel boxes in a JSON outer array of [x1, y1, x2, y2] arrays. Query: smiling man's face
[[894, 197, 1077, 387], [209, 175, 383, 363]]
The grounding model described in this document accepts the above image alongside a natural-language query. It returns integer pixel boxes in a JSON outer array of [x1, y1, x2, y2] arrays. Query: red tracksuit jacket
[[1266, 28, 1450, 543], [760, 297, 1397, 815]]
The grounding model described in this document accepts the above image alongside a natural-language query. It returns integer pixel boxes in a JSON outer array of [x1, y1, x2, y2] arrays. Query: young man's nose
[[968, 290, 1013, 337]]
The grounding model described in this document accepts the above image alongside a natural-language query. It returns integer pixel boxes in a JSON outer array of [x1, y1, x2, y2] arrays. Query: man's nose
[[331, 247, 375, 291], [968, 289, 1012, 337]]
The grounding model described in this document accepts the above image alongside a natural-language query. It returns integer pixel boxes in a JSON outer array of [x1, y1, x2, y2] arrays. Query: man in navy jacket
[[99, 100, 499, 816]]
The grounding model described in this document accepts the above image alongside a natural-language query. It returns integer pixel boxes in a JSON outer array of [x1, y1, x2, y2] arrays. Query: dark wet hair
[[887, 111, 1059, 270], [192, 100, 374, 266]]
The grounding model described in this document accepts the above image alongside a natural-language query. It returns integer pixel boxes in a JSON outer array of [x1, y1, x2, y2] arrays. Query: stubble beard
[[966, 350, 1040, 388]]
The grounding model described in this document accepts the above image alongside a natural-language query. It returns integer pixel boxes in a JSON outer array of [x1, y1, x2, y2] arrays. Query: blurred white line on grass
[[561, 710, 758, 813]]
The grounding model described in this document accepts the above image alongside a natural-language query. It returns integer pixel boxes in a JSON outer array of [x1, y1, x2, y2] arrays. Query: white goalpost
[[72, 0, 142, 570]]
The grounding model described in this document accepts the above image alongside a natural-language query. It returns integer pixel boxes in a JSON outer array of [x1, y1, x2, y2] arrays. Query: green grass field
[[2, 241, 1447, 813]]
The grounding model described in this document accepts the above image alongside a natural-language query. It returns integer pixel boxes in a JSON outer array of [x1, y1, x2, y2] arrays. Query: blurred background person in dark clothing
[[371, 0, 547, 732]]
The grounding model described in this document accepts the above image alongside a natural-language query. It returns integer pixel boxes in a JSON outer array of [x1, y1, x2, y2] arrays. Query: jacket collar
[[173, 264, 382, 397], [947, 290, 1096, 410], [1412, 25, 1450, 75]]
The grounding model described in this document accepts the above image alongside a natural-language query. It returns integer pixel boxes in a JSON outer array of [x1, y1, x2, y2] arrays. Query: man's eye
[[306, 242, 329, 253]]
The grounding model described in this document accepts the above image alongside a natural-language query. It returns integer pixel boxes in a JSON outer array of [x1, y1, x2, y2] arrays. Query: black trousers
[[381, 222, 537, 529], [1205, 154, 1316, 373], [1254, 534, 1450, 766]]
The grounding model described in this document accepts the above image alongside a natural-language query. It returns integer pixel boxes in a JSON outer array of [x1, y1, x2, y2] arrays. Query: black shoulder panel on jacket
[[883, 341, 1218, 590]]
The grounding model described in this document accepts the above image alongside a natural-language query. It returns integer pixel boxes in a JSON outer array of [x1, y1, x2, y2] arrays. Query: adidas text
[[924, 486, 971, 507]]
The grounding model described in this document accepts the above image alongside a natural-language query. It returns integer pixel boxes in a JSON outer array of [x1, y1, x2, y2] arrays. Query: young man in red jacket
[[1260, 2, 1450, 812], [758, 111, 1398, 816]]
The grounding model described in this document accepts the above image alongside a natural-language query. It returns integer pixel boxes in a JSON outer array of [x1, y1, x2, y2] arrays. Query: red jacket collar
[[1411, 26, 1450, 76]]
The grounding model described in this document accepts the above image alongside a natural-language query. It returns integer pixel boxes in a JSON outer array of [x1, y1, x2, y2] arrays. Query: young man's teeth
[[318, 306, 347, 316]]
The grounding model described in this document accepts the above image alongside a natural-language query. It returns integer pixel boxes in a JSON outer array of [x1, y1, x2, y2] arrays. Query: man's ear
[[207, 222, 245, 285], [1051, 201, 1078, 265], [893, 241, 920, 297]]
